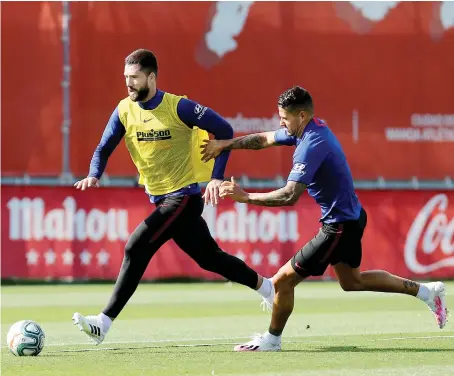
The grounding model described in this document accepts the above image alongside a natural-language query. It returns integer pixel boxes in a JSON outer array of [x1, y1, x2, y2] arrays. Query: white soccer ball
[[6, 320, 45, 356]]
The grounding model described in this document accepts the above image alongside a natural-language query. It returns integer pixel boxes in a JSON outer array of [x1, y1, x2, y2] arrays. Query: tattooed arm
[[222, 131, 280, 150], [246, 181, 306, 206], [220, 178, 306, 207], [200, 130, 296, 162]]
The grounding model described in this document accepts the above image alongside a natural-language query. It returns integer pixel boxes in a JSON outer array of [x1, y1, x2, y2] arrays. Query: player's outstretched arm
[[224, 131, 279, 150], [246, 181, 306, 206], [200, 131, 278, 162], [220, 178, 306, 207], [74, 107, 125, 191]]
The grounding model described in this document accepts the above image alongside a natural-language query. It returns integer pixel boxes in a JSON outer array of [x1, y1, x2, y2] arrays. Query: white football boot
[[260, 282, 275, 313], [424, 282, 449, 329], [72, 312, 106, 345], [234, 333, 281, 352]]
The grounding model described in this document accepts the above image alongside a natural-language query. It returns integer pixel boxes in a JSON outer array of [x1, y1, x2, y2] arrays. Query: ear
[[148, 72, 156, 82], [299, 110, 309, 121]]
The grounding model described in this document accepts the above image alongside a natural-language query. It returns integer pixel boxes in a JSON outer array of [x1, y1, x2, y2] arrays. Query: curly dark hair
[[125, 49, 158, 77], [278, 86, 313, 113]]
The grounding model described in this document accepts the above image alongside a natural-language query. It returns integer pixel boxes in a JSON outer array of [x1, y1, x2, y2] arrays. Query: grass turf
[[2, 281, 453, 376]]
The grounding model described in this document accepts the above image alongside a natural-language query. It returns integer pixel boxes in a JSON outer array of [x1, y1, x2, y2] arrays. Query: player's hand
[[219, 177, 249, 203], [74, 177, 100, 191], [203, 179, 223, 206], [200, 139, 226, 163]]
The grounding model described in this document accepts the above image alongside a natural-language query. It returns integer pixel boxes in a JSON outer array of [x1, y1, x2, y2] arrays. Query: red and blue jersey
[[275, 117, 362, 223]]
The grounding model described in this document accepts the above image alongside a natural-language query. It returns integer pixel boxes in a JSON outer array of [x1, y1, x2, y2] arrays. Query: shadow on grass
[[42, 343, 453, 356], [304, 345, 453, 353]]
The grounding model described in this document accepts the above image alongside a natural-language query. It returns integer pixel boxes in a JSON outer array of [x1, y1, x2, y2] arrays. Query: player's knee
[[339, 280, 363, 292], [124, 238, 140, 257], [124, 242, 134, 256], [273, 266, 300, 292], [274, 279, 294, 294]]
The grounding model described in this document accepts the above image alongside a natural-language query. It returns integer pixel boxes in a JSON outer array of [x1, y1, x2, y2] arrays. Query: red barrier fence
[[2, 187, 453, 280]]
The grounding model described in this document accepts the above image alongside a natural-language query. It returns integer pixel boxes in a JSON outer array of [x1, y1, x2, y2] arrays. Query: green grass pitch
[[2, 281, 453, 376]]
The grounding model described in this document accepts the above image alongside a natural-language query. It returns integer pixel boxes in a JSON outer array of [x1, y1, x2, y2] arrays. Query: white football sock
[[98, 312, 113, 332], [263, 331, 281, 345], [416, 284, 430, 302], [257, 278, 273, 298]]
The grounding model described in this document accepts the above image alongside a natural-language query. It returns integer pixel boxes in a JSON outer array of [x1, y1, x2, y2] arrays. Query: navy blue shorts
[[291, 208, 367, 277]]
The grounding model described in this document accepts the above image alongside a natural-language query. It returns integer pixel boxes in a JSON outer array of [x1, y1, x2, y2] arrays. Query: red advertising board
[[2, 187, 453, 280]]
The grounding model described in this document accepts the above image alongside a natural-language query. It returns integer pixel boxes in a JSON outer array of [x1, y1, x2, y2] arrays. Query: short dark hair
[[125, 49, 158, 76], [278, 86, 313, 113]]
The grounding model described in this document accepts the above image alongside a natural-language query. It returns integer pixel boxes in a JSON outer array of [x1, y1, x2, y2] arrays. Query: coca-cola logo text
[[405, 194, 454, 274]]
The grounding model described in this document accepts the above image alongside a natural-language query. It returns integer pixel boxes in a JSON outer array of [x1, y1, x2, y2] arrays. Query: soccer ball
[[6, 320, 45, 356]]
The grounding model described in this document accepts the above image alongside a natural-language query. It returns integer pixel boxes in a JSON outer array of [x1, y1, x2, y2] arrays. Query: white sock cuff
[[99, 312, 113, 331], [257, 278, 273, 298], [264, 331, 281, 345], [416, 284, 430, 302]]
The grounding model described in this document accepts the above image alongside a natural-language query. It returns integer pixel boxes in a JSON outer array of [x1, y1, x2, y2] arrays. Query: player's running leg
[[331, 207, 448, 329], [171, 195, 274, 308], [233, 221, 341, 352], [233, 260, 305, 352], [72, 196, 190, 344], [333, 263, 448, 329]]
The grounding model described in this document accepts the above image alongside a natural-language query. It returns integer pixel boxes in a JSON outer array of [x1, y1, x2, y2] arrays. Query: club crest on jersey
[[291, 163, 307, 174], [194, 104, 208, 120], [136, 129, 171, 141]]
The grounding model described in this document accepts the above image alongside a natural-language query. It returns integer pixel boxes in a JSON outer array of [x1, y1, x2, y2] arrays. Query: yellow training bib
[[117, 92, 214, 195]]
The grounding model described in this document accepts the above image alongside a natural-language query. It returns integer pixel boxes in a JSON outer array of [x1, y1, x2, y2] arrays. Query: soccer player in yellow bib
[[72, 49, 274, 345]]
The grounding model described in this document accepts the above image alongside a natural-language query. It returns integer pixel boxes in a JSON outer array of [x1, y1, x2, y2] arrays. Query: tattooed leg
[[357, 272, 420, 296], [333, 264, 420, 296]]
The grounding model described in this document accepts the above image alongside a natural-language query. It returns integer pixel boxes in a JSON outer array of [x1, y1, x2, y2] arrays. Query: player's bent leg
[[172, 201, 274, 307], [269, 260, 304, 335], [190, 245, 275, 308], [72, 223, 168, 345], [101, 221, 169, 319], [72, 196, 189, 344], [174, 220, 260, 288], [179, 234, 274, 305], [234, 226, 340, 352], [234, 260, 305, 352], [333, 263, 449, 328], [333, 263, 420, 294]]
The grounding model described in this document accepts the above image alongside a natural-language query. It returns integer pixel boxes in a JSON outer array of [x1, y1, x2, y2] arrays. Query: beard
[[128, 86, 150, 102]]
